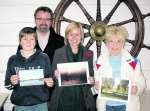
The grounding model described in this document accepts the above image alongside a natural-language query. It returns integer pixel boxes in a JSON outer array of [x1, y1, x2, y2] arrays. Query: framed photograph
[[99, 78, 131, 103], [19, 69, 44, 86], [57, 61, 90, 86]]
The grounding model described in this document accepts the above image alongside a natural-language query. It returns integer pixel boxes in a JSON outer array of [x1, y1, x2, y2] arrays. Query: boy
[[5, 27, 53, 111]]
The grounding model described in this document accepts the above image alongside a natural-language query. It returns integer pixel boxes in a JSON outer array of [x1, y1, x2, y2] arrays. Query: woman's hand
[[131, 84, 138, 95], [88, 76, 95, 84], [54, 69, 60, 79], [10, 74, 19, 85], [94, 81, 100, 92], [44, 78, 54, 87]]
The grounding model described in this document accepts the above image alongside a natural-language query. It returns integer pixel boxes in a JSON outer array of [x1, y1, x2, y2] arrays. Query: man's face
[[35, 11, 52, 33]]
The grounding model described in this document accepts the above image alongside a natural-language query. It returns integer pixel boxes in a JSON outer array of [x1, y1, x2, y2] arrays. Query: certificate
[[99, 78, 131, 103], [57, 61, 90, 86], [19, 69, 44, 86]]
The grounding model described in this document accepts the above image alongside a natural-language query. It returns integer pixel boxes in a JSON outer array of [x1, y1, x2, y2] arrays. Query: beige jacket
[[94, 49, 146, 111]]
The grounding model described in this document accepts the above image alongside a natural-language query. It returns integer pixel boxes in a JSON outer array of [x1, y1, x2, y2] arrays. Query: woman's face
[[67, 28, 82, 47], [105, 35, 124, 56], [20, 34, 36, 52]]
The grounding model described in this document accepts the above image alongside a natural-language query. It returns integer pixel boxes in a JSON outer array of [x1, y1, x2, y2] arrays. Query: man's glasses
[[36, 18, 53, 21]]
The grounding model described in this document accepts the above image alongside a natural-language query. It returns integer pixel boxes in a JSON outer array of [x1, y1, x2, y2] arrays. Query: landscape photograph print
[[57, 62, 90, 86], [100, 78, 130, 102]]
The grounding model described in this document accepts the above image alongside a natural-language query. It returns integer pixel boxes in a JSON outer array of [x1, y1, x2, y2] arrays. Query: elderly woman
[[94, 26, 146, 111], [49, 22, 96, 111]]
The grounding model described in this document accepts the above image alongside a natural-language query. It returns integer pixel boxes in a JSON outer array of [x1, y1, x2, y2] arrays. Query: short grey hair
[[104, 26, 129, 43]]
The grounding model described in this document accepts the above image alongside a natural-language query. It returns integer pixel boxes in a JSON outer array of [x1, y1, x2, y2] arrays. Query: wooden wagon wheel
[[53, 0, 150, 58]]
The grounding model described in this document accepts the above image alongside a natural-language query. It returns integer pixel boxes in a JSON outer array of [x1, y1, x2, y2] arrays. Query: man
[[34, 6, 64, 63], [34, 6, 64, 110]]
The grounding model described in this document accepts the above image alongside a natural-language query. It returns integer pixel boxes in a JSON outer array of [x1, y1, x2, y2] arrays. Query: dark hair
[[34, 6, 53, 19], [19, 27, 37, 42]]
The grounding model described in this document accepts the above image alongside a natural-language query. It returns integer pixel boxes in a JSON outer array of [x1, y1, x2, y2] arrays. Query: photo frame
[[19, 69, 44, 86], [57, 61, 90, 86], [99, 77, 131, 103]]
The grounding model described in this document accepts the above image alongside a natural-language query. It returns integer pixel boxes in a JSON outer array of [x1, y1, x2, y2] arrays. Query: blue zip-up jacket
[[5, 49, 51, 106]]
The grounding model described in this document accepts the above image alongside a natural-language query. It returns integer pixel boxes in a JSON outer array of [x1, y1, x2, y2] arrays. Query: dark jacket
[[35, 27, 64, 102], [35, 27, 64, 64], [49, 46, 96, 111], [5, 49, 51, 106]]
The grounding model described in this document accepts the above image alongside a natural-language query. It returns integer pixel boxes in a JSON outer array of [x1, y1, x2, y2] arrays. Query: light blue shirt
[[107, 55, 125, 109], [109, 55, 121, 79]]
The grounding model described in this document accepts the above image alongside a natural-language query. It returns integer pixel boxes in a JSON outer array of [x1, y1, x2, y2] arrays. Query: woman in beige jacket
[[94, 26, 146, 111]]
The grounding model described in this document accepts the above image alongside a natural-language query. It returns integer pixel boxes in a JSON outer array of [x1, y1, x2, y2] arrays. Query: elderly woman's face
[[67, 28, 82, 47], [105, 35, 124, 56]]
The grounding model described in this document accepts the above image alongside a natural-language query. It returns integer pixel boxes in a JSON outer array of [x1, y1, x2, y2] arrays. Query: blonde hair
[[104, 26, 129, 42], [64, 22, 84, 44]]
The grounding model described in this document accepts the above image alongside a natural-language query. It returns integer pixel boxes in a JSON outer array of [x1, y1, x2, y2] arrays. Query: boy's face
[[20, 34, 36, 52]]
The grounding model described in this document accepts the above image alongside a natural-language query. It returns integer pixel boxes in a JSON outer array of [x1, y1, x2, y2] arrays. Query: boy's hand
[[44, 78, 54, 87], [10, 75, 19, 85]]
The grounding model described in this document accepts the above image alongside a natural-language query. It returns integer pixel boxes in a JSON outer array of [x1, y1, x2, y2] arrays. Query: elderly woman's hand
[[131, 84, 138, 95]]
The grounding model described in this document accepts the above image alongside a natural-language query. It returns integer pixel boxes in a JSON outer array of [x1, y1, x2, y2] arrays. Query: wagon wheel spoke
[[142, 44, 150, 50], [85, 38, 95, 49], [60, 16, 90, 29], [103, 0, 122, 24], [126, 39, 139, 55], [126, 39, 135, 46], [109, 17, 135, 26], [96, 41, 102, 57], [108, 14, 146, 26], [142, 13, 150, 19], [96, 0, 102, 21], [74, 0, 95, 24], [127, 39, 150, 50], [84, 32, 91, 38]]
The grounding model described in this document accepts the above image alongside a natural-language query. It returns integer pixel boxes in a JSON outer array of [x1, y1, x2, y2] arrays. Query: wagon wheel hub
[[90, 22, 107, 41]]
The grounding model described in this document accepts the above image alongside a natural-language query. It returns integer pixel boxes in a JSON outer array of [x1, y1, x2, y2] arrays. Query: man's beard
[[38, 24, 49, 33]]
